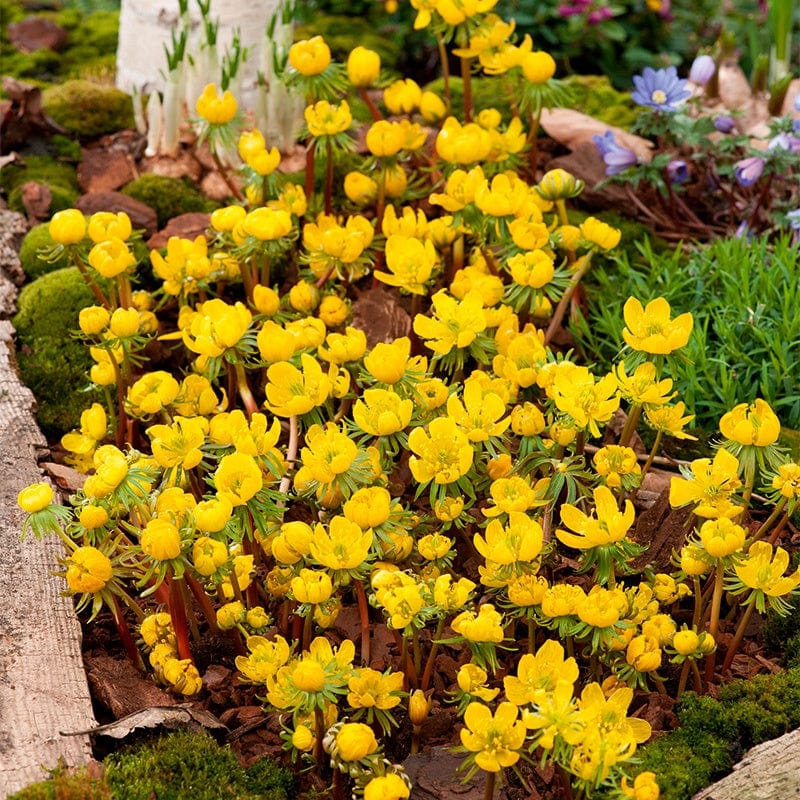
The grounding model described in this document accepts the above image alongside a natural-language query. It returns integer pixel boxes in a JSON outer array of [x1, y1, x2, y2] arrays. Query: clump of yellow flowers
[[20, 6, 800, 800]]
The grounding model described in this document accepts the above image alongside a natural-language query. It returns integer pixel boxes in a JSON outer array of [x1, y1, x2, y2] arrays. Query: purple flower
[[592, 130, 638, 176], [588, 6, 614, 23], [714, 115, 736, 133], [786, 209, 800, 231], [689, 55, 715, 86], [632, 66, 691, 112], [667, 159, 689, 184], [768, 133, 791, 151], [734, 156, 765, 187]]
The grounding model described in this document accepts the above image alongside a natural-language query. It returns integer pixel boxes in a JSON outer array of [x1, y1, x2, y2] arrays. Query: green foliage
[[42, 79, 134, 137], [423, 76, 513, 123], [122, 174, 219, 229], [19, 224, 71, 279], [104, 730, 294, 800], [12, 266, 100, 437], [571, 233, 800, 431], [9, 765, 111, 800], [764, 595, 800, 668], [632, 666, 800, 800]]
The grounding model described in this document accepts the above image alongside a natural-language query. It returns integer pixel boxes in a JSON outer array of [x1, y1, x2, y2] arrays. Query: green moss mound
[[9, 765, 111, 800], [562, 74, 638, 129], [19, 224, 71, 279], [631, 666, 800, 800], [1, 155, 79, 196], [13, 266, 100, 437], [122, 174, 219, 229], [42, 79, 134, 137], [104, 730, 294, 800]]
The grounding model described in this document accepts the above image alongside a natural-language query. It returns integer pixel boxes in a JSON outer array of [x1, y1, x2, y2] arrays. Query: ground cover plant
[[7, 1, 800, 799]]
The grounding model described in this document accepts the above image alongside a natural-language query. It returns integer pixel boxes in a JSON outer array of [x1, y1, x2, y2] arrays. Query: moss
[[8, 181, 78, 216], [18, 223, 71, 279], [122, 174, 219, 228], [104, 730, 294, 800], [562, 74, 638, 129], [631, 666, 800, 800], [13, 266, 100, 437], [423, 76, 514, 122], [9, 765, 111, 800], [1, 155, 79, 197], [42, 79, 134, 137]]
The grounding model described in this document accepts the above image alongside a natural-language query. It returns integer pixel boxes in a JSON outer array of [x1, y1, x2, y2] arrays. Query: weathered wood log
[[0, 319, 95, 796]]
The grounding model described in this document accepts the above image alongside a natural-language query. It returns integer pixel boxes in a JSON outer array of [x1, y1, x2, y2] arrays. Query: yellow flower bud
[[17, 482, 53, 513], [288, 36, 331, 76], [335, 722, 379, 761], [252, 284, 281, 316], [66, 545, 113, 594], [344, 171, 378, 205], [78, 305, 110, 336], [408, 689, 432, 726], [79, 504, 109, 529], [318, 295, 349, 327], [347, 46, 381, 87], [211, 205, 247, 233], [289, 280, 320, 313], [522, 50, 556, 83], [420, 90, 446, 122], [293, 660, 327, 692], [108, 307, 140, 338], [88, 238, 136, 278], [140, 517, 182, 561], [49, 209, 86, 245], [292, 724, 315, 751], [291, 568, 334, 604], [536, 169, 584, 201], [87, 211, 131, 243], [192, 536, 229, 576], [671, 629, 700, 656]]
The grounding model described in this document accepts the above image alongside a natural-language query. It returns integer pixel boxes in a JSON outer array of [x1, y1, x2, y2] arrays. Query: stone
[[75, 191, 158, 238], [147, 212, 211, 250], [404, 746, 510, 800], [7, 17, 68, 53], [19, 180, 52, 222], [77, 147, 136, 194]]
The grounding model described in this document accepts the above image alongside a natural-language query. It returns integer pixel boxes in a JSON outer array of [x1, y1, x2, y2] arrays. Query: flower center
[[651, 89, 668, 105]]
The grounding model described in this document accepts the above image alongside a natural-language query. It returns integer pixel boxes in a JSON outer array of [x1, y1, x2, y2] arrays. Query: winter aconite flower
[[631, 66, 690, 112], [719, 399, 780, 447], [195, 83, 237, 124], [622, 297, 693, 354], [460, 701, 527, 772]]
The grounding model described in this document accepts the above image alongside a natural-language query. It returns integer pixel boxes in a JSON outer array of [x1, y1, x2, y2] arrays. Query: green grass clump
[[632, 666, 800, 800], [104, 730, 294, 800], [42, 79, 134, 138], [122, 174, 219, 229], [12, 266, 100, 437]]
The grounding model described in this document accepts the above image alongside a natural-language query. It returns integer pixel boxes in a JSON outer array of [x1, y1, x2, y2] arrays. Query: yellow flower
[[252, 284, 280, 316], [435, 117, 493, 164], [302, 213, 374, 280], [615, 361, 675, 406], [549, 363, 620, 438], [348, 667, 404, 710], [305, 100, 352, 137], [699, 517, 746, 558], [87, 211, 131, 243], [457, 663, 500, 702], [719, 399, 780, 446], [364, 338, 415, 386], [669, 448, 743, 518], [214, 452, 263, 507], [140, 517, 182, 561], [195, 83, 237, 124], [557, 486, 635, 549], [521, 50, 556, 83], [311, 515, 373, 572], [503, 638, 578, 704], [383, 78, 422, 114], [593, 445, 641, 489], [291, 568, 334, 604], [65, 546, 113, 593], [474, 512, 544, 565], [147, 416, 208, 471], [734, 541, 800, 597], [374, 234, 437, 295], [408, 415, 474, 485], [536, 169, 584, 201], [318, 327, 368, 365], [413, 289, 487, 356], [420, 89, 447, 121], [772, 462, 800, 499], [79, 505, 109, 529], [580, 216, 621, 250], [264, 354, 331, 417], [243, 207, 294, 241], [644, 402, 696, 439], [433, 497, 464, 523], [192, 536, 228, 577], [162, 657, 202, 695], [460, 701, 526, 772], [78, 305, 110, 336], [451, 603, 504, 643], [626, 634, 662, 672], [622, 297, 693, 354], [507, 249, 555, 288], [88, 238, 136, 278], [318, 295, 349, 327], [17, 481, 54, 513], [344, 171, 378, 205], [235, 634, 291, 684], [363, 774, 410, 800], [347, 46, 381, 87], [335, 722, 379, 761], [193, 496, 233, 533], [238, 129, 281, 176], [433, 574, 476, 612], [437, 0, 501, 25], [150, 234, 211, 295], [429, 165, 485, 212], [49, 208, 86, 244], [622, 771, 661, 800], [288, 36, 331, 76], [181, 299, 252, 358], [352, 388, 413, 437]]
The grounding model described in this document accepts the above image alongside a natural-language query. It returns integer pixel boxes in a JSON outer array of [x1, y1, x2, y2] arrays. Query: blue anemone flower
[[631, 66, 691, 112], [591, 130, 638, 176], [734, 156, 765, 187]]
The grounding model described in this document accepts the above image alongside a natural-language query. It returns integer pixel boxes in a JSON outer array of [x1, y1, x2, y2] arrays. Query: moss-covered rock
[[18, 223, 71, 279], [122, 174, 219, 229], [12, 266, 99, 437], [104, 730, 294, 800], [1, 154, 80, 197], [42, 79, 134, 137], [7, 181, 79, 216]]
